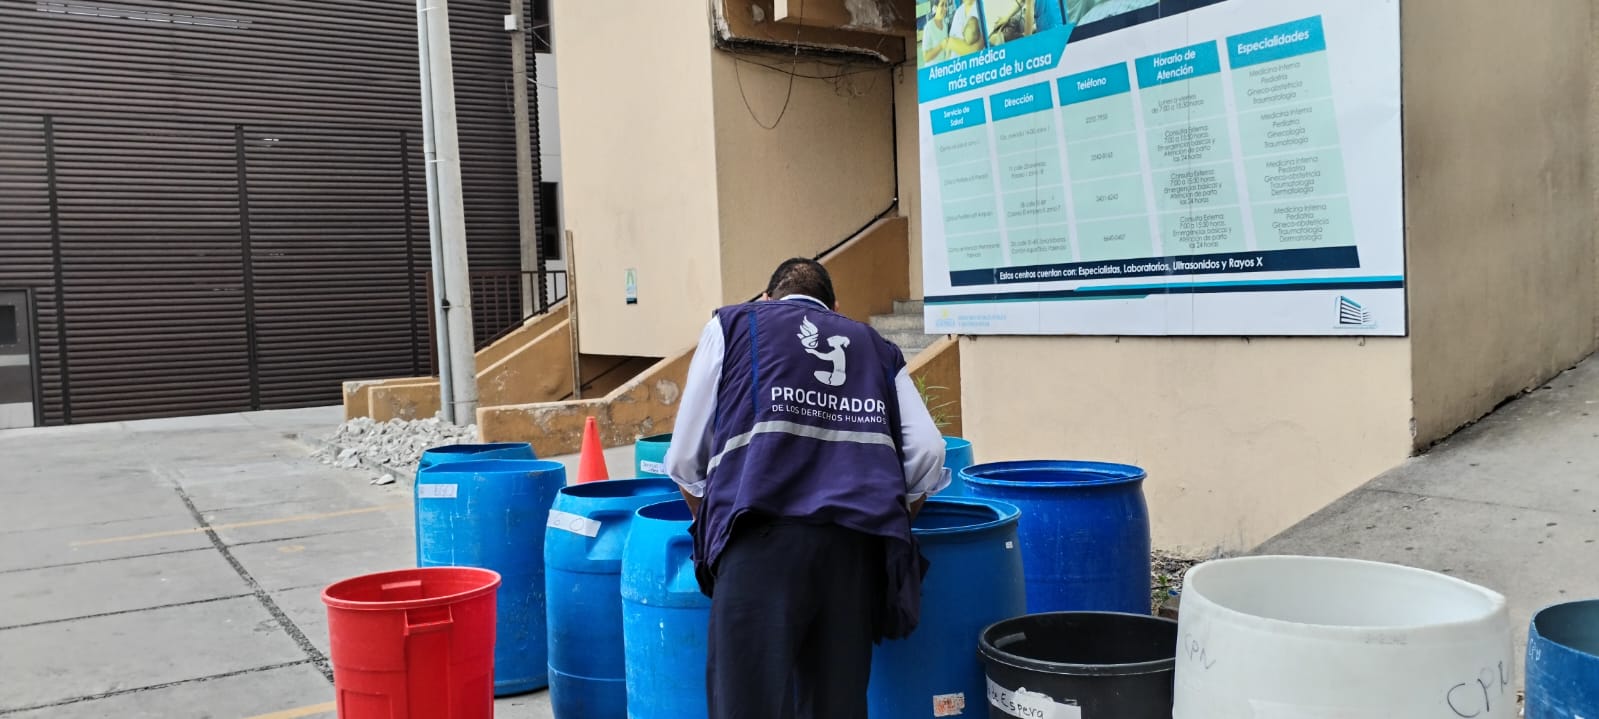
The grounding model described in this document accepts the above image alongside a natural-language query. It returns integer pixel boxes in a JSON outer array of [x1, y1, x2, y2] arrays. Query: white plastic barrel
[[1174, 556, 1514, 719]]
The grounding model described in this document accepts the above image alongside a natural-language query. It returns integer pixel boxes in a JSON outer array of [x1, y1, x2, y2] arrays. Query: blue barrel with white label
[[868, 498, 1026, 719], [546, 478, 682, 719], [634, 433, 672, 478], [621, 500, 708, 719], [941, 436, 975, 497], [417, 442, 535, 472], [416, 459, 566, 695], [1527, 599, 1599, 718], [964, 460, 1150, 615]]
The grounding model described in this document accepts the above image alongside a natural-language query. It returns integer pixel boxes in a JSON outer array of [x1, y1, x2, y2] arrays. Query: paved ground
[[1259, 355, 1599, 682], [0, 407, 633, 718]]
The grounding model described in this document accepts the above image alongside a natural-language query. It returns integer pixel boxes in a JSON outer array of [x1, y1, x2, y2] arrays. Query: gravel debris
[[1151, 550, 1210, 613], [314, 416, 478, 476]]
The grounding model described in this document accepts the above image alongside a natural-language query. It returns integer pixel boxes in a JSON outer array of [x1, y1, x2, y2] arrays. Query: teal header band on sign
[[1058, 62, 1132, 105], [1227, 16, 1327, 69], [917, 24, 1075, 103], [931, 98, 987, 135], [989, 82, 1054, 122], [1135, 41, 1223, 88]]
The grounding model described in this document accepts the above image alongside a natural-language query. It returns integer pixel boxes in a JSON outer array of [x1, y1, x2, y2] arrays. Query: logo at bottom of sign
[[932, 692, 965, 717], [986, 678, 1082, 719]]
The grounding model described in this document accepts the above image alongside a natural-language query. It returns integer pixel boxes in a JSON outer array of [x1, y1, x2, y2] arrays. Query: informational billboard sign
[[917, 0, 1403, 336]]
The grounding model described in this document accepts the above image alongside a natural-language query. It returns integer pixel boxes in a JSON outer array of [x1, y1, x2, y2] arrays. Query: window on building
[[0, 305, 16, 346], [539, 182, 561, 260], [529, 0, 552, 52]]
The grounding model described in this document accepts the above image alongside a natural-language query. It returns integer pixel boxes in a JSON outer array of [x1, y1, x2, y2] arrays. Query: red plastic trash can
[[322, 567, 501, 719]]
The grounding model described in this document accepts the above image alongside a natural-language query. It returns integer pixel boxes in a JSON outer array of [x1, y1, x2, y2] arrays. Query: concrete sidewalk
[[0, 406, 624, 718], [1258, 355, 1599, 681]]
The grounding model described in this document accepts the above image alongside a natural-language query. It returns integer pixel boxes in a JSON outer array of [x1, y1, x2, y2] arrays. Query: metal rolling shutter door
[[0, 1, 529, 421]]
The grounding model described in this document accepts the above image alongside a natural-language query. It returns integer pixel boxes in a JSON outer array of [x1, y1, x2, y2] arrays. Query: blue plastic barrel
[[1527, 599, 1599, 718], [417, 442, 535, 472], [621, 500, 708, 719], [415, 458, 566, 695], [941, 436, 975, 497], [963, 460, 1151, 615], [546, 478, 682, 719], [634, 433, 672, 478], [869, 498, 1026, 719]]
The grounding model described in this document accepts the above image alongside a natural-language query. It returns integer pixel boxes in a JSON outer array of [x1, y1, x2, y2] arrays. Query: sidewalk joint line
[[0, 593, 254, 632], [0, 660, 313, 715], [173, 485, 333, 682]]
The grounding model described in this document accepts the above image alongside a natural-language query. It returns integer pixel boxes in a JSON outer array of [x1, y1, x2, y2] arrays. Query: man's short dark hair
[[765, 258, 836, 309]]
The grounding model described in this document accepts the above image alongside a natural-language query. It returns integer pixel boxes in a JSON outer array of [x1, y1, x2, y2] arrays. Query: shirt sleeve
[[663, 316, 724, 498], [894, 368, 950, 502]]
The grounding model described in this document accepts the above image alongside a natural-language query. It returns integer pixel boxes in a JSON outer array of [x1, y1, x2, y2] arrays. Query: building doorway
[[0, 290, 38, 429]]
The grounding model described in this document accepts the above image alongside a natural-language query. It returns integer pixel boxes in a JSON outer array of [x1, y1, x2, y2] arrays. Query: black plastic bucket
[[978, 612, 1177, 718]]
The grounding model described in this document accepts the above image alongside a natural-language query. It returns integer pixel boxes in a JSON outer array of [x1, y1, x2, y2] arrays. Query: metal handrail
[[424, 269, 569, 366], [472, 269, 570, 349]]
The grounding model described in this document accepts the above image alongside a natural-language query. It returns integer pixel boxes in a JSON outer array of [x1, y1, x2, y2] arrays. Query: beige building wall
[[552, 0, 724, 358], [894, 42, 926, 299], [960, 337, 1414, 551], [1402, 0, 1599, 446], [710, 56, 897, 303]]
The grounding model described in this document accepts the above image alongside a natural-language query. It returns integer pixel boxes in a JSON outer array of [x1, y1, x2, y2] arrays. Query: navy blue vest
[[691, 298, 927, 639]]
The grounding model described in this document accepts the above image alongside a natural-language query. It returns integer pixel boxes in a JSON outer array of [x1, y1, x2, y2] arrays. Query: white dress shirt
[[664, 295, 950, 501]]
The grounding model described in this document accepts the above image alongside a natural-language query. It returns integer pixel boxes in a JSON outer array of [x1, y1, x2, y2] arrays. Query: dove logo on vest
[[765, 316, 889, 426], [797, 316, 850, 387]]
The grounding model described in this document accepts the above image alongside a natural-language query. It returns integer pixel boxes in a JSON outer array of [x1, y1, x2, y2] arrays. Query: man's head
[[763, 258, 837, 310]]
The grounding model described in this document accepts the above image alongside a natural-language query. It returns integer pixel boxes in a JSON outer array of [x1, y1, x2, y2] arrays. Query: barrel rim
[[556, 477, 681, 499], [635, 498, 695, 523], [978, 611, 1178, 677], [421, 442, 532, 455], [961, 460, 1146, 489], [636, 432, 674, 443], [416, 458, 566, 476], [322, 567, 502, 611], [1529, 598, 1599, 657], [1183, 555, 1508, 634], [915, 497, 1020, 536], [943, 435, 972, 450]]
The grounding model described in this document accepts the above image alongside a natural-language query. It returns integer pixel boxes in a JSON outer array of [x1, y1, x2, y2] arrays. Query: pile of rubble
[[313, 416, 478, 478]]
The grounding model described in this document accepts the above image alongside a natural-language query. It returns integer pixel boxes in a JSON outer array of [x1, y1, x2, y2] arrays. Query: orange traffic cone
[[576, 416, 610, 484]]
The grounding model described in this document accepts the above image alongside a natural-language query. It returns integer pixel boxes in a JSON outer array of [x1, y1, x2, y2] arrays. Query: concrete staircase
[[871, 299, 940, 356]]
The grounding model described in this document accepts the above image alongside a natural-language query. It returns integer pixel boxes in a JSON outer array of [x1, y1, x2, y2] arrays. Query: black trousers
[[707, 519, 884, 719]]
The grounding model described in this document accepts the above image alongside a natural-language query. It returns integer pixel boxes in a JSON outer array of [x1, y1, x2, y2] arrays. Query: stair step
[[870, 313, 925, 333], [881, 330, 938, 356], [894, 299, 925, 315]]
